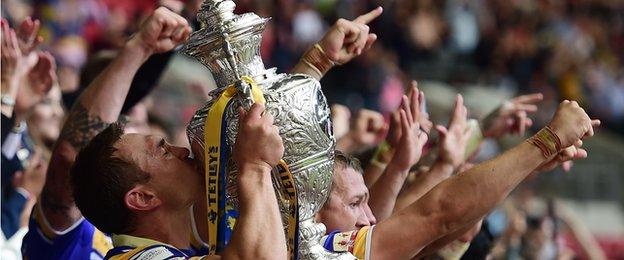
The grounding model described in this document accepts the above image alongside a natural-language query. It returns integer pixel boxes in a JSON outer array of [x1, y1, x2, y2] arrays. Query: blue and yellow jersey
[[105, 234, 204, 260], [320, 225, 374, 260], [21, 203, 112, 259]]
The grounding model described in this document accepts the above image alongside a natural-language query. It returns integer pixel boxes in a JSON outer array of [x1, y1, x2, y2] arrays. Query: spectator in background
[[27, 85, 65, 153], [20, 6, 184, 259], [1, 17, 55, 242]]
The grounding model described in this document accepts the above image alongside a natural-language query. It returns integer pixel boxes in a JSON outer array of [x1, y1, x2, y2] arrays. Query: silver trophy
[[184, 0, 353, 259]]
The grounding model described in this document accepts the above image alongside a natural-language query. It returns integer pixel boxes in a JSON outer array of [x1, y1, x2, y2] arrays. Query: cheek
[[342, 206, 359, 224], [33, 107, 54, 121]]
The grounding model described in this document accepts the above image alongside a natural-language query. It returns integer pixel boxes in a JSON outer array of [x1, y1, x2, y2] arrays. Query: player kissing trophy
[[184, 0, 352, 259]]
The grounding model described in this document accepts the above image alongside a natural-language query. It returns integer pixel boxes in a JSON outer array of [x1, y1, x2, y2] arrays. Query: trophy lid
[[183, 0, 269, 87]]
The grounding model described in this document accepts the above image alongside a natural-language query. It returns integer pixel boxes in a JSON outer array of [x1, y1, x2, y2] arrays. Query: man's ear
[[125, 185, 162, 212]]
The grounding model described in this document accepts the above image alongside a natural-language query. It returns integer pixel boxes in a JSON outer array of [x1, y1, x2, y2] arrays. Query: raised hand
[[27, 52, 56, 92], [12, 150, 47, 199], [2, 19, 42, 118], [1, 21, 21, 84], [13, 52, 57, 116], [319, 7, 382, 65], [234, 104, 284, 171], [331, 104, 351, 140], [482, 93, 543, 138], [547, 100, 600, 148], [1, 20, 37, 82], [436, 94, 472, 168], [336, 108, 385, 153], [390, 89, 428, 171], [128, 7, 191, 54], [386, 81, 432, 148], [16, 16, 43, 54]]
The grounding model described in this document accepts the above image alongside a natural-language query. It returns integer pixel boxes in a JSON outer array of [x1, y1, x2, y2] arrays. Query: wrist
[[1, 79, 19, 97], [300, 44, 334, 78], [386, 157, 413, 175], [437, 154, 461, 169], [238, 162, 273, 177], [15, 187, 32, 200], [381, 163, 411, 189], [237, 162, 273, 192], [336, 133, 357, 153], [527, 126, 562, 158], [433, 158, 456, 173], [125, 37, 154, 62]]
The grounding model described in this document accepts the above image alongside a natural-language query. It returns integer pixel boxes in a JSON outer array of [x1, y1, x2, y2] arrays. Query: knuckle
[[156, 6, 168, 13]]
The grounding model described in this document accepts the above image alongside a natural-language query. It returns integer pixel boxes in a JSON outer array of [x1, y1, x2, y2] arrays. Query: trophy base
[[298, 218, 355, 260]]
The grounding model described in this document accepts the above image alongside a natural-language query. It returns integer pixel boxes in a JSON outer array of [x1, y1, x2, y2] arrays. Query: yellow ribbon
[[204, 76, 264, 254], [275, 161, 298, 258], [203, 76, 298, 258]]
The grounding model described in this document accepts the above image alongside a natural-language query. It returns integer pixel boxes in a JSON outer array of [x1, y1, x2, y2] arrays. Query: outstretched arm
[[40, 7, 191, 230], [222, 104, 287, 259], [371, 101, 599, 259]]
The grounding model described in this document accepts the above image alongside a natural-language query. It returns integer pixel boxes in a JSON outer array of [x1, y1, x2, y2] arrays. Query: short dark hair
[[325, 150, 363, 206], [71, 123, 150, 234], [334, 150, 363, 174]]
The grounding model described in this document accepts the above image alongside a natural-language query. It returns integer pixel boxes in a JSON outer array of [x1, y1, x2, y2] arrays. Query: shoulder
[[23, 205, 112, 259], [106, 244, 188, 260]]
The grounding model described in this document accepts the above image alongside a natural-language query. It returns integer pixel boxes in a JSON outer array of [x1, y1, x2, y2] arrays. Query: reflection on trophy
[[184, 0, 352, 259]]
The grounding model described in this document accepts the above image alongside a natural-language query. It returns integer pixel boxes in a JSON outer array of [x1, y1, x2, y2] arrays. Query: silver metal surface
[[183, 1, 353, 258]]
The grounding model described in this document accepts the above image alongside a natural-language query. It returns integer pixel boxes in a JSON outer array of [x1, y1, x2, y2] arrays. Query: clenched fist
[[547, 100, 600, 148], [128, 7, 191, 55], [234, 103, 284, 171]]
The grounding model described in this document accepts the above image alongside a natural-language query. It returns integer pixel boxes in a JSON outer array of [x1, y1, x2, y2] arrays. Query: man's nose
[[169, 145, 191, 159], [368, 214, 377, 225], [355, 207, 371, 228], [364, 204, 377, 225]]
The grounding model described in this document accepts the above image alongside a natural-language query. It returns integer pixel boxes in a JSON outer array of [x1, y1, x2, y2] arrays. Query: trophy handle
[[235, 80, 255, 110]]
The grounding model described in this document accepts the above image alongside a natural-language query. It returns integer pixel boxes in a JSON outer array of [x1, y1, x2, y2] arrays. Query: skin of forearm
[[223, 164, 287, 259], [413, 219, 480, 258], [371, 142, 546, 259], [368, 163, 409, 221], [41, 141, 83, 230], [560, 212, 607, 260], [363, 164, 384, 188], [1, 103, 13, 118], [394, 160, 454, 212], [1, 79, 19, 117], [364, 149, 393, 188], [77, 39, 152, 122]]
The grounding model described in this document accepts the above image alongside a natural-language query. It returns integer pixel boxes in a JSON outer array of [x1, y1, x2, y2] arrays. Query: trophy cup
[[184, 0, 353, 259]]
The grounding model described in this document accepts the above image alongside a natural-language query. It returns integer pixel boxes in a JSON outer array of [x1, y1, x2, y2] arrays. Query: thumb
[[238, 106, 247, 122], [435, 125, 448, 137], [562, 161, 573, 172]]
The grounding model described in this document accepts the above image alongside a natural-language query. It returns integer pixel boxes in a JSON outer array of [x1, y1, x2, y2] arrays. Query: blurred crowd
[[255, 0, 624, 131], [1, 0, 622, 259]]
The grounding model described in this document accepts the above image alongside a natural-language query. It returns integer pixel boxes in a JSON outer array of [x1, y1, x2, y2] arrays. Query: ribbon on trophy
[[203, 76, 299, 258], [275, 160, 299, 259]]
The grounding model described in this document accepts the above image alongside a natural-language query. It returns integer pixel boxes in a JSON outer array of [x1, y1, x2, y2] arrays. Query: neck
[[130, 207, 192, 249]]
